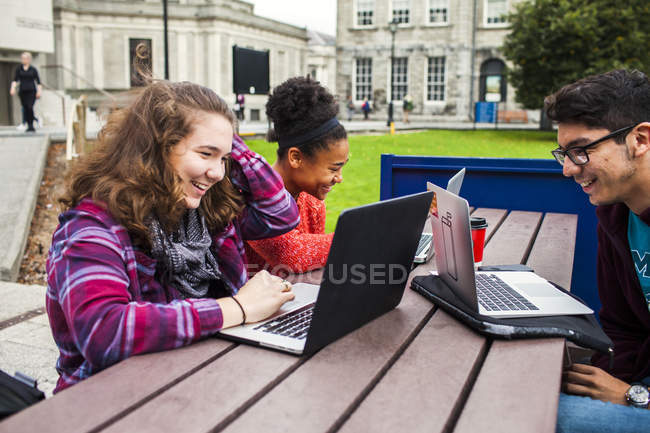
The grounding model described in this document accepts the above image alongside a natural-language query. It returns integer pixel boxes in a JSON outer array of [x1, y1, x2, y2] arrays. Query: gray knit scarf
[[148, 209, 222, 298]]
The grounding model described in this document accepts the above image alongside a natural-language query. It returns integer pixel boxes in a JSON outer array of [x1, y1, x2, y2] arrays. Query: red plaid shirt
[[46, 135, 298, 393]]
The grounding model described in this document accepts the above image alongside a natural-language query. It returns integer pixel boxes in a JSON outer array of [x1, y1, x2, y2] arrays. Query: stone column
[[92, 28, 104, 90], [177, 32, 188, 81]]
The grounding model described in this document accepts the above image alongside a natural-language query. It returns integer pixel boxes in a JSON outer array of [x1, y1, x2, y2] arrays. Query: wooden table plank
[[339, 311, 487, 433], [101, 345, 302, 433], [454, 339, 565, 433], [526, 213, 578, 289], [222, 285, 435, 432], [454, 212, 578, 433], [482, 211, 542, 266], [471, 208, 508, 244], [340, 208, 517, 432], [0, 339, 234, 433]]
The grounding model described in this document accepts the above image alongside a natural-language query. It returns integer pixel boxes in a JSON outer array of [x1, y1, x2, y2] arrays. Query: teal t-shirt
[[628, 210, 650, 312]]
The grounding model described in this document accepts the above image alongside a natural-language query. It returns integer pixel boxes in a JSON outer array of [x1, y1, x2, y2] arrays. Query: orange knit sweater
[[245, 192, 333, 275]]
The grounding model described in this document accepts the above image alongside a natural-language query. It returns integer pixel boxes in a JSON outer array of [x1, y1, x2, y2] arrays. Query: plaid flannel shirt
[[45, 135, 298, 393]]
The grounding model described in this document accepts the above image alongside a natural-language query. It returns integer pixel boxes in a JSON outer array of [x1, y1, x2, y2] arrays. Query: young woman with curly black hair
[[245, 76, 349, 275]]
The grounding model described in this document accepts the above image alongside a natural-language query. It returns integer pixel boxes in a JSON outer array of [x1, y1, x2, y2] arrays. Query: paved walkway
[[0, 117, 540, 141], [0, 135, 49, 281], [0, 282, 57, 397], [0, 133, 55, 396], [239, 118, 541, 137], [0, 117, 542, 399]]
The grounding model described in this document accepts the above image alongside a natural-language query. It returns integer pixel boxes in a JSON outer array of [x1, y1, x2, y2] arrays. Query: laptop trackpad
[[519, 283, 562, 298], [274, 283, 320, 313]]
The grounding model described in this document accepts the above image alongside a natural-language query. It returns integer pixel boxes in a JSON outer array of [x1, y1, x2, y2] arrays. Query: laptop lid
[[303, 191, 433, 355], [446, 168, 465, 196], [414, 168, 466, 264], [220, 191, 433, 355], [427, 182, 593, 317], [428, 182, 480, 310]]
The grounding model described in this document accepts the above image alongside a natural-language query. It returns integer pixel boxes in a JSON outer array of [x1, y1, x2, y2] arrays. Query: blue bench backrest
[[380, 154, 600, 316]]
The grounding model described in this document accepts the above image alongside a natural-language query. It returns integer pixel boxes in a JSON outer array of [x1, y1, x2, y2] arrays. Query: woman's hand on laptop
[[233, 270, 295, 324]]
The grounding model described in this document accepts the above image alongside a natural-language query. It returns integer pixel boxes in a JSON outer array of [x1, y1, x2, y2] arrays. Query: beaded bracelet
[[231, 296, 246, 326]]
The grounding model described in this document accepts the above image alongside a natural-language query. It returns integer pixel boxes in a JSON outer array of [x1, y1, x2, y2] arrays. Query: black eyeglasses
[[551, 124, 636, 166]]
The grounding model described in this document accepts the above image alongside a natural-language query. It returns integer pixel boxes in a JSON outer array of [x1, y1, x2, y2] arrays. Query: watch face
[[628, 385, 650, 404]]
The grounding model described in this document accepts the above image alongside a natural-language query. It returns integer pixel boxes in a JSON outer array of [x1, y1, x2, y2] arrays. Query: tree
[[502, 0, 650, 112]]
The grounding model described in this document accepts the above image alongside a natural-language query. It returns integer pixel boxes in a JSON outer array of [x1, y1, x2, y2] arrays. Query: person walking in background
[[346, 95, 355, 121], [402, 94, 413, 123], [362, 98, 371, 120], [9, 52, 42, 133], [235, 93, 245, 121]]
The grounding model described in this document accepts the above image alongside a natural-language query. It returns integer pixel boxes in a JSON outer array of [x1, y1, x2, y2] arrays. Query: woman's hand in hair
[[232, 270, 295, 324]]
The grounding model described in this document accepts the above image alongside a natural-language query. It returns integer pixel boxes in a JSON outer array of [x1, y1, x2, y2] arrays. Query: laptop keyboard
[[253, 303, 315, 340], [416, 233, 432, 256], [475, 273, 539, 312]]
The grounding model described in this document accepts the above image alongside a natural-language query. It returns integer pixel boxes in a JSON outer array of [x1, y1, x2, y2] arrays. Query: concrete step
[[0, 134, 49, 281]]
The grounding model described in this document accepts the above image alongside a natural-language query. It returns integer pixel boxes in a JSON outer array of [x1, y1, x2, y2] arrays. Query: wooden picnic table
[[0, 208, 578, 433]]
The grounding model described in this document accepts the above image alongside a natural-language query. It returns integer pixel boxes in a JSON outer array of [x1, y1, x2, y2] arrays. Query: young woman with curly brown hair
[[45, 80, 299, 393], [245, 76, 349, 275]]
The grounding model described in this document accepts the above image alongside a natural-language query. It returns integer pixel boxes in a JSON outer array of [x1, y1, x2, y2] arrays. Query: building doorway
[[479, 59, 506, 103], [0, 62, 19, 126]]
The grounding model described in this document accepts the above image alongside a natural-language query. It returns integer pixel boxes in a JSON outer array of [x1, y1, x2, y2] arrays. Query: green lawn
[[247, 129, 558, 232]]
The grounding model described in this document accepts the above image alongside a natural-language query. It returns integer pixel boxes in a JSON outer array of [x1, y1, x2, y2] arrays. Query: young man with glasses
[[545, 69, 650, 431]]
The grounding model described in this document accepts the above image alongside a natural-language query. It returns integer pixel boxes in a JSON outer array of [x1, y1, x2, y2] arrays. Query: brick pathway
[[0, 282, 58, 397]]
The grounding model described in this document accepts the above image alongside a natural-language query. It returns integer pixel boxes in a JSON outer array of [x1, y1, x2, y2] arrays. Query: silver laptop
[[414, 168, 465, 263], [219, 191, 433, 355], [428, 182, 592, 318]]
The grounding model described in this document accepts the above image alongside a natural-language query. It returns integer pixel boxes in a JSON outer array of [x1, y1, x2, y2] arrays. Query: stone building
[[306, 29, 337, 92], [0, 0, 55, 125], [41, 0, 316, 122], [336, 0, 528, 121]]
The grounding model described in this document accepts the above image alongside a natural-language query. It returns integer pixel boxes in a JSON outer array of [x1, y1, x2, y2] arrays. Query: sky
[[248, 0, 337, 36]]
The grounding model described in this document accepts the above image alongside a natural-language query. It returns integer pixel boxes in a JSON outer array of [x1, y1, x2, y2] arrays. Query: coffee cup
[[470, 216, 488, 266]]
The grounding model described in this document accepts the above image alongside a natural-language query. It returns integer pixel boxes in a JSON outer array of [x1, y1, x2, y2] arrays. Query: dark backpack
[[0, 370, 45, 420]]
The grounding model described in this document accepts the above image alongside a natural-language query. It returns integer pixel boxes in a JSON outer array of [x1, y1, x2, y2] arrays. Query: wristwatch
[[625, 383, 650, 408]]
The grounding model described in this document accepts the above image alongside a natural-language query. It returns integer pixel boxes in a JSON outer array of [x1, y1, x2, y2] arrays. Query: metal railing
[[39, 64, 116, 159], [41, 64, 116, 102], [38, 81, 68, 125]]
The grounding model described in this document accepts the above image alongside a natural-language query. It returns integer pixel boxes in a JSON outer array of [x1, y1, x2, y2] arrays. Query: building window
[[391, 57, 408, 101], [392, 0, 410, 24], [427, 56, 446, 101], [356, 0, 374, 26], [129, 38, 152, 87], [355, 58, 372, 101], [485, 0, 508, 25], [428, 0, 448, 24]]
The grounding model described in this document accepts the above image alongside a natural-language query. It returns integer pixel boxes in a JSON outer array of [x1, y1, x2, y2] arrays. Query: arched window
[[479, 59, 506, 103]]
